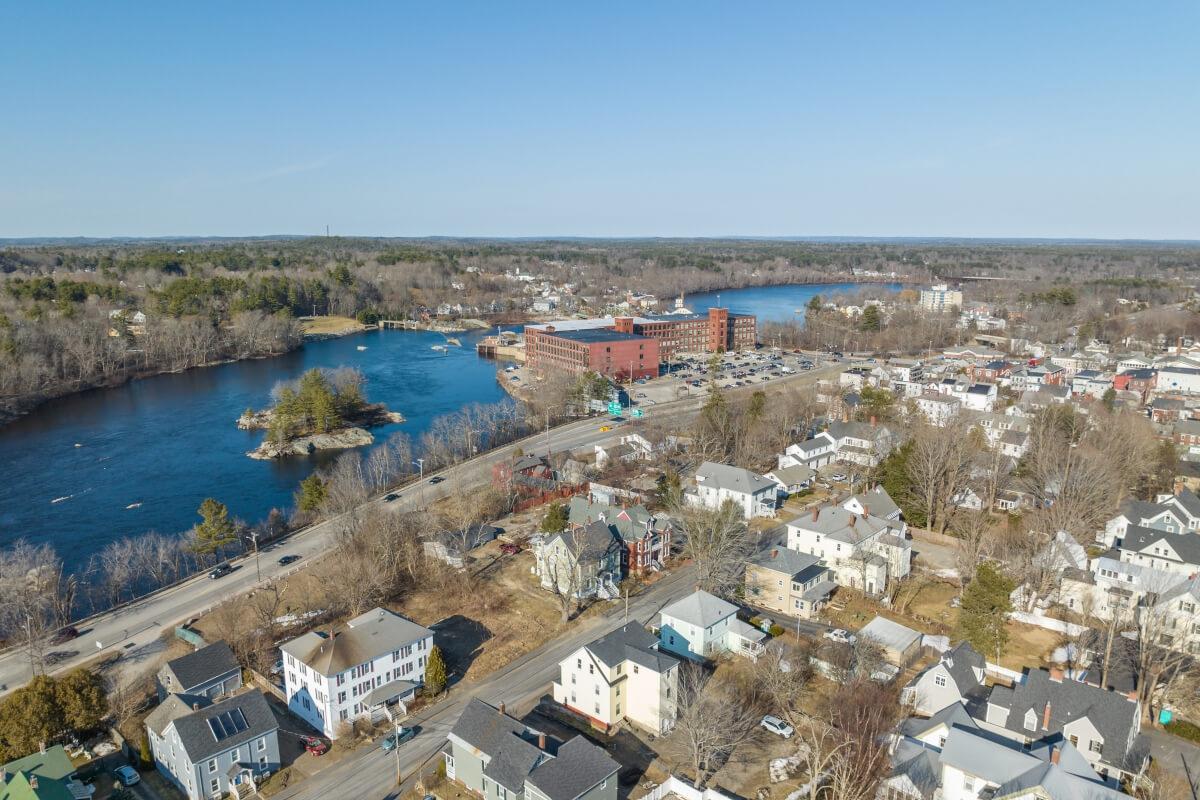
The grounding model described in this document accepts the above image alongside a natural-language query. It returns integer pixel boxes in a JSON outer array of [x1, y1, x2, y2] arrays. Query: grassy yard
[[298, 315, 366, 336]]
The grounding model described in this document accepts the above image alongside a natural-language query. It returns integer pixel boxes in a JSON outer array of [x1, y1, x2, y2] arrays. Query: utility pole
[[249, 530, 261, 582], [413, 458, 425, 479], [395, 721, 402, 785]]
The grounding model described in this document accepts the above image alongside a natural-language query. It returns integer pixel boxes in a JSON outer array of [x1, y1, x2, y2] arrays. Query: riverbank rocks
[[247, 427, 374, 460]]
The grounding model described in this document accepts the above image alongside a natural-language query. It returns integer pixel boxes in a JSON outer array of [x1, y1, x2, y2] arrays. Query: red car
[[499, 543, 521, 556], [300, 736, 328, 756]]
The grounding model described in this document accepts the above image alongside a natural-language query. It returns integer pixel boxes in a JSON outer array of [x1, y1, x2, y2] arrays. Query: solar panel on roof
[[208, 708, 249, 741]]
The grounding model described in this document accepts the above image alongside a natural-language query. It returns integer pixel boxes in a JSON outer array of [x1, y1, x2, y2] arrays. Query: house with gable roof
[[156, 640, 242, 702], [534, 519, 624, 600], [977, 668, 1148, 784], [0, 745, 96, 800], [743, 544, 834, 619], [785, 503, 910, 596], [566, 495, 671, 576], [445, 698, 618, 800], [552, 622, 680, 734], [657, 589, 766, 661], [686, 461, 776, 519], [900, 641, 987, 716]]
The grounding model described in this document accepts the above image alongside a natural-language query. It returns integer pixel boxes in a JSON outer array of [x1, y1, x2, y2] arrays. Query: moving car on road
[[208, 562, 234, 579], [277, 554, 301, 566], [429, 476, 446, 485]]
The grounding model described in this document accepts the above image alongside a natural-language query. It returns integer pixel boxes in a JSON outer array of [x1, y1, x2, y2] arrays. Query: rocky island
[[238, 367, 403, 460]]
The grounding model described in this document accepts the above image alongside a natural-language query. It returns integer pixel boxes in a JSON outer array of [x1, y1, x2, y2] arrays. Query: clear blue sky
[[2, 2, 1197, 239]]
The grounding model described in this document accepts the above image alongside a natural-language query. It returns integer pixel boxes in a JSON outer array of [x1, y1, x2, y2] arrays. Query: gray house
[[900, 641, 986, 716], [145, 688, 280, 800], [446, 698, 619, 800], [157, 640, 242, 702]]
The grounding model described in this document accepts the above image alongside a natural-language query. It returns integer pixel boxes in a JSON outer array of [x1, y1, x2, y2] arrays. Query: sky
[[2, 2, 1198, 239]]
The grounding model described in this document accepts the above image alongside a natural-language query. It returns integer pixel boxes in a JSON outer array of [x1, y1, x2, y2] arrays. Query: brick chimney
[[538, 732, 547, 750], [1042, 702, 1052, 731], [1049, 667, 1064, 683], [771, 549, 778, 559], [1050, 746, 1061, 765], [812, 506, 820, 521], [870, 415, 877, 427], [498, 702, 506, 716], [863, 504, 871, 517], [849, 515, 857, 528]]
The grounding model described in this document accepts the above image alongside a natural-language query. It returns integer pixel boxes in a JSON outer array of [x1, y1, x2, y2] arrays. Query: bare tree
[[670, 499, 753, 599], [755, 640, 815, 731], [671, 664, 763, 789], [0, 541, 68, 673], [951, 510, 995, 589], [904, 416, 976, 535]]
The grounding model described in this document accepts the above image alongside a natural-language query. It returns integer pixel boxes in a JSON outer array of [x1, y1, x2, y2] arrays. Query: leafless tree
[[669, 498, 753, 599], [755, 640, 816, 731], [0, 541, 69, 673], [903, 416, 976, 535], [951, 510, 995, 589], [671, 664, 763, 790]]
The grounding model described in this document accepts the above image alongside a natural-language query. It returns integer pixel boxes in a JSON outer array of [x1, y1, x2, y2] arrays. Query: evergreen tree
[[0, 676, 65, 760], [540, 502, 568, 533], [1101, 387, 1116, 411], [957, 562, 1015, 661], [297, 474, 329, 513], [424, 645, 447, 695], [806, 294, 823, 312], [192, 498, 238, 559], [56, 668, 108, 733], [859, 304, 881, 331]]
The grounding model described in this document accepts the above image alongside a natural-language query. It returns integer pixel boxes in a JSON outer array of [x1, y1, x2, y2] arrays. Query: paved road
[[275, 566, 701, 800], [0, 359, 845, 695], [1146, 728, 1200, 793]]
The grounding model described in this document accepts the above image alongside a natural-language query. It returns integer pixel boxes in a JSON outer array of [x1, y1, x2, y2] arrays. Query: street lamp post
[[413, 458, 425, 479], [394, 721, 403, 786], [249, 530, 261, 582]]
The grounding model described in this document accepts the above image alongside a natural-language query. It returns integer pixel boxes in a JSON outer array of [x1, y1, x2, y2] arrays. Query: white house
[[826, 420, 895, 467], [900, 641, 986, 716], [658, 590, 766, 661], [779, 431, 838, 469], [552, 622, 680, 734], [281, 607, 434, 738], [687, 461, 776, 519], [916, 393, 962, 427], [786, 504, 910, 595]]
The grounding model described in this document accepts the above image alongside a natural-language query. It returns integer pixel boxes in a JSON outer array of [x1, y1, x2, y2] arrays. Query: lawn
[[299, 315, 366, 336]]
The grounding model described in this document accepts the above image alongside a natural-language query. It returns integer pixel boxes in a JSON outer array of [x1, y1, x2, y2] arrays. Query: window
[[208, 759, 217, 773], [1023, 710, 1037, 731], [231, 748, 239, 761], [1069, 735, 1079, 747], [934, 674, 947, 688], [1089, 740, 1103, 754], [258, 737, 266, 752], [633, 665, 639, 674], [211, 778, 220, 794]]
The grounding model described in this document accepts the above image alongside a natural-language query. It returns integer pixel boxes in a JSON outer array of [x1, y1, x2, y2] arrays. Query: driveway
[[1146, 727, 1200, 797]]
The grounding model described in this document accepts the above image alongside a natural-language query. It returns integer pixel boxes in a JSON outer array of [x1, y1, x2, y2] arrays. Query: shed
[[858, 615, 922, 665]]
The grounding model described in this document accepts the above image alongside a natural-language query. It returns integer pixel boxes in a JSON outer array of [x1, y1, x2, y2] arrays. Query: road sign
[[607, 401, 622, 415], [631, 408, 644, 418]]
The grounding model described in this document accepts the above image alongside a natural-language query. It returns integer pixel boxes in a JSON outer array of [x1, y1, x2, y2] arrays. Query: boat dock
[[476, 332, 526, 362]]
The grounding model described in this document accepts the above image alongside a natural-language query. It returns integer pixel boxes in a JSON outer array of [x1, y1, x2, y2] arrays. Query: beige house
[[744, 546, 834, 619], [552, 622, 680, 735]]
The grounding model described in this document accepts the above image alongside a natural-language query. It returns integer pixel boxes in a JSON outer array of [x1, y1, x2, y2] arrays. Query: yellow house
[[745, 545, 834, 619]]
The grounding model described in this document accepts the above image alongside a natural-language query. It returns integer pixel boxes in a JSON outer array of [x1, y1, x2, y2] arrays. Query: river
[[0, 282, 897, 571]]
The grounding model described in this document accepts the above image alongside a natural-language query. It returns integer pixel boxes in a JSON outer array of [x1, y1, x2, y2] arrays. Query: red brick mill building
[[525, 307, 756, 380]]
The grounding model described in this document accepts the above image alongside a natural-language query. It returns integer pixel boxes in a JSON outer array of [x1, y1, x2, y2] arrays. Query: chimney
[[849, 515, 857, 528], [812, 506, 820, 521], [1050, 747, 1061, 765], [1048, 667, 1064, 683], [193, 702, 201, 711], [498, 702, 506, 716], [771, 549, 778, 559], [863, 504, 871, 517], [1042, 702, 1052, 731], [538, 732, 547, 750], [28, 776, 37, 790], [870, 415, 877, 427]]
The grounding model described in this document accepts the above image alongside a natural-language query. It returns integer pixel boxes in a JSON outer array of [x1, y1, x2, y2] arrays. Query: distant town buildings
[[920, 284, 964, 312]]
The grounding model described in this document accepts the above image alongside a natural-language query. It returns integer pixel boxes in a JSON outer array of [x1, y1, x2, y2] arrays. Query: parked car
[[208, 562, 234, 579], [277, 554, 301, 566], [829, 472, 848, 483], [381, 727, 416, 751], [760, 715, 795, 738], [114, 765, 141, 787], [429, 476, 446, 485], [301, 736, 328, 756], [270, 659, 284, 676], [823, 628, 857, 645], [384, 492, 400, 502], [499, 543, 522, 556], [50, 626, 79, 645]]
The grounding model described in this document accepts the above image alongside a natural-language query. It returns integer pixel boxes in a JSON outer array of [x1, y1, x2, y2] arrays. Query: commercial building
[[920, 284, 964, 312], [525, 307, 756, 380]]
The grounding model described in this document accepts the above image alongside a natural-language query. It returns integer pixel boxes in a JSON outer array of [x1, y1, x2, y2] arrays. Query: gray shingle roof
[[583, 622, 679, 674], [527, 736, 619, 800], [843, 486, 901, 519], [942, 641, 986, 694], [984, 670, 1142, 771], [450, 699, 546, 793], [162, 641, 239, 692], [1121, 525, 1200, 566], [750, 547, 822, 578], [660, 589, 737, 629], [171, 689, 277, 763], [549, 519, 622, 562], [790, 505, 894, 545], [695, 462, 775, 495], [899, 702, 977, 740]]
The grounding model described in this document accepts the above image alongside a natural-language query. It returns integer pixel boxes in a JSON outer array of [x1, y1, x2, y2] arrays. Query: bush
[[768, 624, 785, 637], [1166, 719, 1200, 744], [748, 616, 763, 627]]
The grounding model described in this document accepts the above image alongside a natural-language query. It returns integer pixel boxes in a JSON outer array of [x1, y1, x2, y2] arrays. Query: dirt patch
[[299, 315, 367, 336], [998, 622, 1062, 671]]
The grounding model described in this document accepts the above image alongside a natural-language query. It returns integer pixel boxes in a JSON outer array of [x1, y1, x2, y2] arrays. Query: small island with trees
[[238, 366, 403, 459]]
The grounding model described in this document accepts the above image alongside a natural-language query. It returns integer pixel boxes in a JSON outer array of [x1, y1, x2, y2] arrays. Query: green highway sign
[[607, 401, 622, 415], [631, 408, 644, 418]]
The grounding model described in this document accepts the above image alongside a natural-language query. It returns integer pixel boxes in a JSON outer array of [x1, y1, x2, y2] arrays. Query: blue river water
[[0, 282, 895, 571]]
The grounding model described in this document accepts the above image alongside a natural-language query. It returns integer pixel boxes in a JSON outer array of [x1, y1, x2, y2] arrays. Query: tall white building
[[920, 284, 963, 312], [281, 607, 434, 738]]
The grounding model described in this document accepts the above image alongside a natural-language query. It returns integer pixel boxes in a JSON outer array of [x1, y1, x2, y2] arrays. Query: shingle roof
[[145, 693, 197, 736], [941, 641, 986, 694], [527, 736, 620, 800], [171, 689, 277, 763], [0, 746, 76, 800], [843, 486, 901, 519], [162, 640, 239, 691], [281, 607, 431, 676], [984, 670, 1142, 771], [549, 519, 621, 562], [789, 505, 894, 545], [859, 616, 921, 653], [899, 702, 977, 739], [450, 699, 546, 793], [749, 546, 822, 578], [583, 622, 679, 674], [695, 462, 775, 495], [1121, 525, 1200, 566], [660, 589, 737, 629]]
